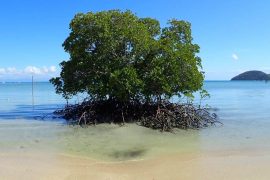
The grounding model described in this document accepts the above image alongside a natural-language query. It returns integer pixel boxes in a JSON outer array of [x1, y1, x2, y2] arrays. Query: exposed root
[[54, 99, 220, 132]]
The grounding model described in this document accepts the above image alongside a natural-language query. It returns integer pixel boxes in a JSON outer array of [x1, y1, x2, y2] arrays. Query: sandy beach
[[2, 81, 270, 179], [1, 150, 270, 180], [1, 119, 270, 180], [1, 0, 270, 178]]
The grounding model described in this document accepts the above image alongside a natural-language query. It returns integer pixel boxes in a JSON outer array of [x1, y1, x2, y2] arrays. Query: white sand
[[1, 151, 270, 180], [1, 121, 270, 179]]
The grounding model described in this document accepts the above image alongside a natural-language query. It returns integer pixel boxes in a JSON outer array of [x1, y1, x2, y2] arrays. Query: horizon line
[[1, 80, 231, 83]]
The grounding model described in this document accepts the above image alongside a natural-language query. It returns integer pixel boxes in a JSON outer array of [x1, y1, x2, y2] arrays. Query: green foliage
[[199, 89, 210, 100], [50, 10, 204, 102], [199, 89, 210, 108]]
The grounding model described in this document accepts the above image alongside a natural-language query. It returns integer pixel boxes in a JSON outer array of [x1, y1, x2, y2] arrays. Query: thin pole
[[32, 75, 34, 108]]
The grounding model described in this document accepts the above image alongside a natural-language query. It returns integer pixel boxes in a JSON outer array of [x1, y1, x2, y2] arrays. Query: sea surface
[[1, 81, 270, 161]]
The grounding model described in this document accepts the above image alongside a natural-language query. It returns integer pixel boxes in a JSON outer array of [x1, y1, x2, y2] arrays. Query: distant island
[[231, 70, 270, 81]]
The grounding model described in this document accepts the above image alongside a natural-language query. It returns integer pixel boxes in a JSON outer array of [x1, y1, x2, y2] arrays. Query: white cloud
[[232, 53, 239, 60], [22, 66, 58, 75], [0, 65, 59, 81], [42, 66, 49, 73], [7, 67, 17, 73], [49, 66, 57, 73], [41, 66, 56, 74], [0, 68, 6, 74], [24, 66, 42, 75]]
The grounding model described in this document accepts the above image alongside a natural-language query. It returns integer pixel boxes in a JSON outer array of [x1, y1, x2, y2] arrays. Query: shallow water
[[1, 81, 270, 161], [0, 119, 200, 161]]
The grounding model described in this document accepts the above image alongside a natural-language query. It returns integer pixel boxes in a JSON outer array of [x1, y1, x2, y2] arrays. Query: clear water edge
[[1, 81, 270, 161]]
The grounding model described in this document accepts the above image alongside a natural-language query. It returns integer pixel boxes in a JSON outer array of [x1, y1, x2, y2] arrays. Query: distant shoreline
[[2, 80, 269, 83]]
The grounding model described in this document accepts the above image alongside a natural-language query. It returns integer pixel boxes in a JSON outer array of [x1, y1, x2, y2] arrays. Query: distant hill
[[231, 71, 270, 81]]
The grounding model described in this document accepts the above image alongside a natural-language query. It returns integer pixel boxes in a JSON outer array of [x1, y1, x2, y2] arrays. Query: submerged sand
[[1, 151, 270, 180], [1, 120, 270, 179]]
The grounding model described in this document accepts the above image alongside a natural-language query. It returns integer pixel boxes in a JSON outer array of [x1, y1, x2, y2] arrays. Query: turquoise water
[[1, 81, 270, 160], [201, 81, 270, 152]]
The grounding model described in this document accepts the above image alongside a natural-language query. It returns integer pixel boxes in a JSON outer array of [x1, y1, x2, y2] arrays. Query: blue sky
[[1, 0, 270, 81]]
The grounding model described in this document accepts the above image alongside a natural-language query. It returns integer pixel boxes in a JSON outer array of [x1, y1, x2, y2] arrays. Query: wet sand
[[2, 120, 270, 179], [1, 151, 270, 180], [2, 81, 270, 179]]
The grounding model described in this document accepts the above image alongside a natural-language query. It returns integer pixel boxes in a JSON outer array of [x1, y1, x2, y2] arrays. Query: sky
[[1, 0, 270, 81]]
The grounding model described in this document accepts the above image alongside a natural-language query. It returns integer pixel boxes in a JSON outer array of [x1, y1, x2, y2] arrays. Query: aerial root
[[54, 100, 220, 132]]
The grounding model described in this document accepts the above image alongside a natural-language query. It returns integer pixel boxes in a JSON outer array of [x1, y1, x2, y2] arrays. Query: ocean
[[1, 81, 270, 161]]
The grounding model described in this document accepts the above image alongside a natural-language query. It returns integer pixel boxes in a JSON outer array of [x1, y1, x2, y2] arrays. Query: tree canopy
[[49, 10, 219, 131], [50, 10, 204, 102]]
